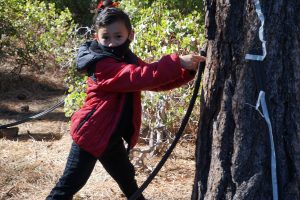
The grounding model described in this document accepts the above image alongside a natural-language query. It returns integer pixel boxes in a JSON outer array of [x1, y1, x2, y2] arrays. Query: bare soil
[[0, 69, 196, 200]]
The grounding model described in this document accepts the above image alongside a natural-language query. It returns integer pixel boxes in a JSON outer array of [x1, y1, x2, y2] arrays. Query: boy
[[47, 3, 205, 200]]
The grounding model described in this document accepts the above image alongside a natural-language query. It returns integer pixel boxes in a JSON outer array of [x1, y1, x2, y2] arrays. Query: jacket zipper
[[76, 108, 96, 132]]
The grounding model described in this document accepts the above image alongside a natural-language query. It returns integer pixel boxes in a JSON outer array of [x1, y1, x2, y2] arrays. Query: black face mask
[[98, 39, 131, 58]]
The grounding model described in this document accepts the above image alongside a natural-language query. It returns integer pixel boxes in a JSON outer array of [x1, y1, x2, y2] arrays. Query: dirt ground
[[0, 69, 196, 200]]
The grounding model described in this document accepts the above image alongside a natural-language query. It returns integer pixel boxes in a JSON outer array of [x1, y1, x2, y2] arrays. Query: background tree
[[192, 0, 300, 199], [43, 0, 95, 25]]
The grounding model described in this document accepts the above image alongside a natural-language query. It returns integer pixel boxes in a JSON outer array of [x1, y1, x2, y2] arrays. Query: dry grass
[[0, 68, 196, 200], [0, 131, 196, 200]]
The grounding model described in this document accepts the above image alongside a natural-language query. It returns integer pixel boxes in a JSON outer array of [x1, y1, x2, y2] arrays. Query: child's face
[[97, 21, 130, 47]]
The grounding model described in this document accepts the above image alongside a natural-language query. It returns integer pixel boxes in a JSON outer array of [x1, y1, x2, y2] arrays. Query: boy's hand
[[179, 54, 206, 71]]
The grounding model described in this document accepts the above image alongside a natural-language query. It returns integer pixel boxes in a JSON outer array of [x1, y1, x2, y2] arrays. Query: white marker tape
[[245, 0, 267, 61], [244, 0, 278, 198], [256, 91, 278, 200]]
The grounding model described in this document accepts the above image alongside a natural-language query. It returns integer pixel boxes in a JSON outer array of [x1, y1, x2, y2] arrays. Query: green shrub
[[64, 65, 88, 117], [0, 0, 205, 137], [122, 0, 205, 136], [43, 0, 95, 26], [0, 0, 205, 140], [123, 0, 204, 59], [64, 0, 205, 138], [0, 0, 76, 73]]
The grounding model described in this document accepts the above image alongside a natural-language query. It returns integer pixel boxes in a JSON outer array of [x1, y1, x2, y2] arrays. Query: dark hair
[[94, 7, 132, 32]]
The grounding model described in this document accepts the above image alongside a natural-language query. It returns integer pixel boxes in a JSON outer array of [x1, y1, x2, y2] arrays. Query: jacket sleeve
[[137, 59, 196, 91], [93, 54, 194, 92]]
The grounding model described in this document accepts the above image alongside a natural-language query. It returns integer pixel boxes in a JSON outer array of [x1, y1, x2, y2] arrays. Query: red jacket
[[70, 53, 195, 157]]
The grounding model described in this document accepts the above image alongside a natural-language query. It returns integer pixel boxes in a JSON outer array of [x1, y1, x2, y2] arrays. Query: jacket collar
[[76, 40, 138, 72]]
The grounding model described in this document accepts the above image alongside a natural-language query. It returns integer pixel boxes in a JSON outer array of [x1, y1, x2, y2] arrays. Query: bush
[[0, 0, 76, 74], [64, 0, 205, 141], [122, 0, 205, 139], [0, 0, 205, 146], [123, 0, 204, 59], [43, 0, 96, 26], [0, 0, 206, 139]]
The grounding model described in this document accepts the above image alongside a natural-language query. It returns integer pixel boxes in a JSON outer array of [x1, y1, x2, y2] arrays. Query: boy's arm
[[92, 54, 193, 92], [137, 58, 196, 91], [148, 70, 195, 91]]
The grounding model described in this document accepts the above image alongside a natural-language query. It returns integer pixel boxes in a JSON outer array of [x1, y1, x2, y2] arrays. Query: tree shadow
[[3, 132, 63, 142], [0, 71, 67, 98]]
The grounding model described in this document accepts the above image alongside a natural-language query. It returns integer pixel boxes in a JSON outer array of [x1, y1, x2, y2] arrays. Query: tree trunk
[[192, 0, 300, 199]]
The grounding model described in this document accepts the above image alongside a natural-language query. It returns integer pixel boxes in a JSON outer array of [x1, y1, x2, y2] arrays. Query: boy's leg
[[99, 139, 145, 200], [46, 142, 97, 200]]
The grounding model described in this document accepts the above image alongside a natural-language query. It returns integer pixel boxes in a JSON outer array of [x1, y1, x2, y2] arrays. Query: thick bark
[[192, 0, 300, 199]]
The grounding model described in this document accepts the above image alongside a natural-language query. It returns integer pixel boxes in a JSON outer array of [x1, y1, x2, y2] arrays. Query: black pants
[[46, 139, 145, 200]]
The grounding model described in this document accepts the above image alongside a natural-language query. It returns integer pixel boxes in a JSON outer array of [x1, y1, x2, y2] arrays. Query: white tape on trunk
[[244, 0, 278, 198], [245, 0, 267, 61], [256, 91, 278, 200]]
